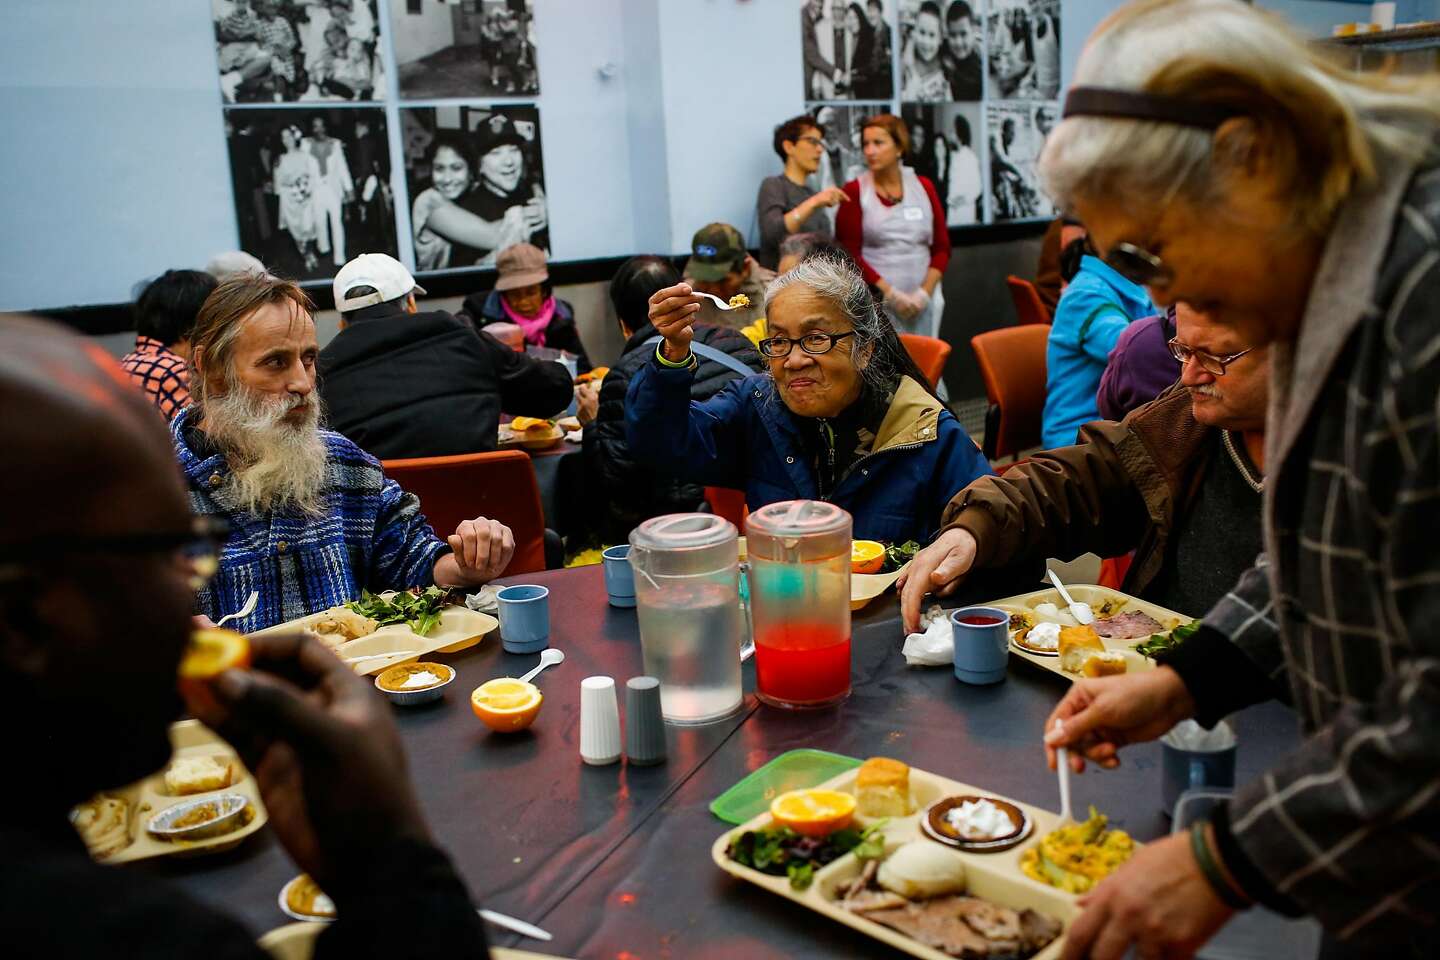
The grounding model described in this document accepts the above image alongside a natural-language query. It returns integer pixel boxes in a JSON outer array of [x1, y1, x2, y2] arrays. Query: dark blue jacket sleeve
[[624, 358, 750, 489]]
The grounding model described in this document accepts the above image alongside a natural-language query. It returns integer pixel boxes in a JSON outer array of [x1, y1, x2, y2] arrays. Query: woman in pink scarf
[[458, 243, 594, 373]]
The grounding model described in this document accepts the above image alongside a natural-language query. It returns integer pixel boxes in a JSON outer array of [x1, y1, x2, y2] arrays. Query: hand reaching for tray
[[898, 528, 978, 633], [185, 632, 431, 895]]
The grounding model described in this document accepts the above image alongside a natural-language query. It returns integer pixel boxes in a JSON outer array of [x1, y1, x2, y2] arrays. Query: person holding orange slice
[[0, 318, 488, 958]]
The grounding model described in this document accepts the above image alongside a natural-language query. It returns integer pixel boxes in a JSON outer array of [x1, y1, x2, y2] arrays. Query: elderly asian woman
[[624, 253, 991, 543], [1022, 2, 1440, 958]]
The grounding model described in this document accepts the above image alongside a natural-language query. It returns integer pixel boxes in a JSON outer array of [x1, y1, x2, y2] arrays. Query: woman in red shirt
[[835, 113, 951, 338]]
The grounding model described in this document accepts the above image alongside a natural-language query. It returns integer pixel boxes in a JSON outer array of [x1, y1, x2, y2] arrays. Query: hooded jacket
[[460, 289, 592, 374], [625, 358, 993, 543]]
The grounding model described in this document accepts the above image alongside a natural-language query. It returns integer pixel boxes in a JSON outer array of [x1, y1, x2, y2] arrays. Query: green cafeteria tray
[[709, 748, 863, 825]]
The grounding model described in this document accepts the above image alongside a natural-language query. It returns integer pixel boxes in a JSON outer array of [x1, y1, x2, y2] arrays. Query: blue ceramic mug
[[1161, 720, 1237, 816], [951, 606, 1010, 685], [602, 545, 635, 608], [496, 584, 551, 654]]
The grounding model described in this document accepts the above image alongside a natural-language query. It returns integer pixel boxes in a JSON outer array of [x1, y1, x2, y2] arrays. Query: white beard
[[201, 387, 328, 518]]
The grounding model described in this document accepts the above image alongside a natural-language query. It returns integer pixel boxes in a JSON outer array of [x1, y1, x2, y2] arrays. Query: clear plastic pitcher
[[745, 500, 852, 709], [628, 513, 744, 724]]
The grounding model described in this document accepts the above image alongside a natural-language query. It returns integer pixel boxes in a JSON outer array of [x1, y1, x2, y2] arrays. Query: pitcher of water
[[628, 514, 744, 724], [745, 500, 853, 709]]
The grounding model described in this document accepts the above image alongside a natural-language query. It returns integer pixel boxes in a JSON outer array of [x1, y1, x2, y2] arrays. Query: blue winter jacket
[[624, 357, 993, 543]]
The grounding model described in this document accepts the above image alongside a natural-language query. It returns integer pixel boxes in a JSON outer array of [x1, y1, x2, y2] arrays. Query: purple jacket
[[1096, 310, 1182, 422]]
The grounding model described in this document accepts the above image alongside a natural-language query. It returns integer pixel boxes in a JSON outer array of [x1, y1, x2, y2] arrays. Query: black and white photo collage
[[800, 0, 1059, 224], [213, 0, 547, 282]]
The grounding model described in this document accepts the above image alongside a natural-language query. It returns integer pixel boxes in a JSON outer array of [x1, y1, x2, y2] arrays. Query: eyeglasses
[[758, 330, 856, 359], [0, 515, 229, 590], [1105, 241, 1174, 290], [1167, 338, 1252, 376], [796, 135, 825, 147]]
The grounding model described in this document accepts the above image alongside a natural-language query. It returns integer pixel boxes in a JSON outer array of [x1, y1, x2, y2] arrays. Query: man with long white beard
[[900, 303, 1270, 632], [172, 273, 516, 632]]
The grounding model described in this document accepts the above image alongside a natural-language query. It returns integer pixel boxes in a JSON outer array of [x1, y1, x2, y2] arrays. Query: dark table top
[[156, 565, 1304, 957]]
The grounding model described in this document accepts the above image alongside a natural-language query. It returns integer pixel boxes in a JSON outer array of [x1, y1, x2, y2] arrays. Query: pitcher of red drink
[[745, 500, 852, 709]]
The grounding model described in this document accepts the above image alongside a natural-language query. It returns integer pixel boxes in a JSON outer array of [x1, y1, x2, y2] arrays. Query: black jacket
[[318, 305, 574, 461], [583, 322, 761, 543], [460, 290, 593, 374]]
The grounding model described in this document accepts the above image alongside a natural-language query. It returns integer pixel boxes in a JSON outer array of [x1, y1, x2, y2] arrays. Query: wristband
[[1189, 820, 1252, 910], [655, 343, 696, 369]]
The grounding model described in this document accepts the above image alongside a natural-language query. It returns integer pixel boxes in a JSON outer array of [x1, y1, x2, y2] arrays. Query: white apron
[[859, 167, 946, 338]]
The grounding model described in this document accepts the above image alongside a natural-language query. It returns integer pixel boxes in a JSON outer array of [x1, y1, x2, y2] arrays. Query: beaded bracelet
[[1189, 820, 1252, 910]]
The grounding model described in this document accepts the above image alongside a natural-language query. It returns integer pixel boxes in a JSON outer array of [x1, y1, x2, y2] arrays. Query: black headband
[[1062, 86, 1241, 131]]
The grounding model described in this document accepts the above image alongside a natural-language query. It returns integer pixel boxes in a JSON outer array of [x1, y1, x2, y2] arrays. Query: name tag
[[902, 206, 925, 221]]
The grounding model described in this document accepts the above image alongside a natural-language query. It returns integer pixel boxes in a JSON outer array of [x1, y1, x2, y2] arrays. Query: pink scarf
[[501, 294, 557, 347]]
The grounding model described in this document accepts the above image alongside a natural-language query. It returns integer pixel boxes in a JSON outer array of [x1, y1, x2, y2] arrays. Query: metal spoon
[[1047, 569, 1094, 625], [214, 590, 259, 630], [518, 647, 565, 683]]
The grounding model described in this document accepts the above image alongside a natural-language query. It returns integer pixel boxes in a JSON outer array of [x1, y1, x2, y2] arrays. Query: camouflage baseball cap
[[685, 222, 747, 282]]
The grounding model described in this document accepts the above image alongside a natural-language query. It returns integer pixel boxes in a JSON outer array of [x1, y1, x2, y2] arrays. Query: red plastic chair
[[970, 324, 1050, 461], [1006, 275, 1052, 326], [704, 486, 748, 529], [899, 333, 953, 388], [381, 450, 547, 575]]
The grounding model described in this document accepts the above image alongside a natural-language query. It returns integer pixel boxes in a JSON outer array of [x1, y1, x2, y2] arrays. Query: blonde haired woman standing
[[1027, 1, 1440, 957]]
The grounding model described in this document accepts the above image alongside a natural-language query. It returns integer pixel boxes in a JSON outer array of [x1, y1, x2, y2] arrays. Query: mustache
[[1190, 383, 1223, 399]]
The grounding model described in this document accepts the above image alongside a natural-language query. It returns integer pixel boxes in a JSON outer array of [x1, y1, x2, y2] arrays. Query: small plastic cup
[[497, 584, 550, 654], [951, 606, 1010, 685], [602, 545, 636, 608]]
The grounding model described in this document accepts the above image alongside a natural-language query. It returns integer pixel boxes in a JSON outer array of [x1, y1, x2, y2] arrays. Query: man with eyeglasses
[[901, 303, 1269, 633], [0, 317, 488, 956]]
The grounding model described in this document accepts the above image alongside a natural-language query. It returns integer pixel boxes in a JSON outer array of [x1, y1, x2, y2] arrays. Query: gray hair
[[1040, 0, 1440, 231], [765, 251, 931, 397], [778, 232, 831, 262]]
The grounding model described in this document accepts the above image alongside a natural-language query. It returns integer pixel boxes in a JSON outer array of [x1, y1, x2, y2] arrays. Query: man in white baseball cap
[[319, 252, 572, 460]]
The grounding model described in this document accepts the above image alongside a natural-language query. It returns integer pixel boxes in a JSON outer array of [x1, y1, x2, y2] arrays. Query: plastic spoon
[[214, 590, 259, 630], [519, 647, 565, 683], [1047, 569, 1094, 625], [1053, 718, 1073, 823]]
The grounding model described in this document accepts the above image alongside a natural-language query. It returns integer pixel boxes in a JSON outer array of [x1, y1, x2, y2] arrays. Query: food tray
[[248, 603, 497, 676], [711, 764, 1079, 960], [988, 585, 1190, 682], [74, 719, 267, 864], [257, 922, 569, 960]]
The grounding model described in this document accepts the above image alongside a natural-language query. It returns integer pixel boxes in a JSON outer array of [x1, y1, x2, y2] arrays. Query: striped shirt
[[171, 406, 449, 633]]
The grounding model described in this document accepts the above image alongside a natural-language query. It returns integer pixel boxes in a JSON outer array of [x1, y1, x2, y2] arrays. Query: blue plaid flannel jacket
[[172, 407, 449, 632]]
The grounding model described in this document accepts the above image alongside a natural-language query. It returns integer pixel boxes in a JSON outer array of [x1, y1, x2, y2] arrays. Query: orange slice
[[769, 789, 857, 837], [178, 629, 251, 713], [471, 678, 543, 732], [851, 540, 887, 576], [509, 416, 551, 433]]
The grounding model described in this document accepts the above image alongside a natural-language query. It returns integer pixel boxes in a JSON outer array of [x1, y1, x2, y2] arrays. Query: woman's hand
[[897, 528, 978, 633], [648, 283, 702, 362], [810, 186, 849, 210], [1044, 668, 1197, 773]]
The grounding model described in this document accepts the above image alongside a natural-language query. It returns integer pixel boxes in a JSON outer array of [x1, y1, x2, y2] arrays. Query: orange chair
[[970, 324, 1049, 461], [381, 450, 547, 575], [1006, 275, 1052, 326], [899, 333, 952, 388], [704, 486, 748, 529]]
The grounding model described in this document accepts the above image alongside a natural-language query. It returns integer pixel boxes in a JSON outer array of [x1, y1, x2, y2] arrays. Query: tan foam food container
[[499, 423, 564, 451], [987, 585, 1191, 682], [248, 599, 498, 674], [75, 719, 267, 864], [711, 765, 1081, 959], [258, 922, 569, 960]]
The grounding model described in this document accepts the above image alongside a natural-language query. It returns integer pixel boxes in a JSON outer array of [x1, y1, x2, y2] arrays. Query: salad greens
[[883, 541, 921, 573], [1134, 619, 1200, 659], [347, 586, 448, 637], [727, 822, 886, 890]]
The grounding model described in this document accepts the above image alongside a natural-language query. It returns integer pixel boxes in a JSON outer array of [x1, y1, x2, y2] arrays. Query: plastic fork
[[1047, 569, 1094, 625], [214, 590, 259, 630], [1053, 718, 1073, 823], [693, 290, 741, 311]]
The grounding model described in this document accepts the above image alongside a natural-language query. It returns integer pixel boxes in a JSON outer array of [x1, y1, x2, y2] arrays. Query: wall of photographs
[[213, 0, 545, 282], [801, 0, 1060, 226]]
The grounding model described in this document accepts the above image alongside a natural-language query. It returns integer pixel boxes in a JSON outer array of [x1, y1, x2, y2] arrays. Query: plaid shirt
[[120, 336, 190, 421], [171, 407, 449, 633], [1165, 129, 1440, 949]]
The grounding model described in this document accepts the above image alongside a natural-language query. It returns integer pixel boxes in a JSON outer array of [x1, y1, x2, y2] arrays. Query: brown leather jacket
[[941, 386, 1216, 596]]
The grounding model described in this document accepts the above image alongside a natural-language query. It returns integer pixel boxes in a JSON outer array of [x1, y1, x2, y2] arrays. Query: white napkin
[[902, 606, 953, 666], [465, 585, 500, 616]]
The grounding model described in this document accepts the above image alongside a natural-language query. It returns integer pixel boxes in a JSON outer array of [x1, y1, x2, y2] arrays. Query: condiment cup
[[147, 792, 250, 841], [373, 662, 454, 706]]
